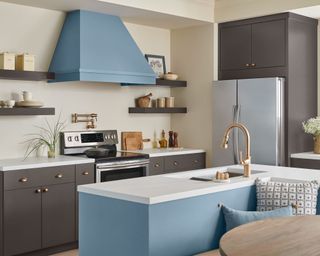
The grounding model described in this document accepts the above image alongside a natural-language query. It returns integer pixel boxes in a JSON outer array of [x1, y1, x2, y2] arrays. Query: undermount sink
[[190, 168, 267, 182]]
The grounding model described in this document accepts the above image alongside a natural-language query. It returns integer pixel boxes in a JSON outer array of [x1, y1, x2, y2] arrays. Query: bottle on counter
[[168, 131, 174, 148], [152, 130, 158, 149], [159, 130, 168, 148], [173, 132, 178, 148]]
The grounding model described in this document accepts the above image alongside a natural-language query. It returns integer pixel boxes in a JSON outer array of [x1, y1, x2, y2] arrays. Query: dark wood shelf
[[0, 70, 55, 81], [0, 107, 55, 116], [155, 79, 187, 87], [129, 107, 187, 114]]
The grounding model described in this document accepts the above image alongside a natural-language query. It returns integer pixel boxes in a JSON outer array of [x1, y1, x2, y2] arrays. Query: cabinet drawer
[[188, 153, 206, 170], [164, 155, 188, 172], [4, 165, 75, 190], [76, 164, 95, 185], [149, 157, 165, 175]]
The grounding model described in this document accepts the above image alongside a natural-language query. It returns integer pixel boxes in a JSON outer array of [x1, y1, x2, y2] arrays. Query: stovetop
[[90, 151, 149, 163]]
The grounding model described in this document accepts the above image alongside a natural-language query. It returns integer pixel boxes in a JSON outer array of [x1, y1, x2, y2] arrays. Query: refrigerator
[[212, 77, 285, 167]]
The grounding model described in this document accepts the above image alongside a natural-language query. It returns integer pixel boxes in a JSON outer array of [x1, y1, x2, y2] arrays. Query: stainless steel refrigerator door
[[212, 80, 238, 167], [238, 77, 284, 165]]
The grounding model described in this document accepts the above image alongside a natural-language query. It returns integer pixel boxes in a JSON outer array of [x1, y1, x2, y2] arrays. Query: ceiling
[[0, 0, 214, 29], [291, 5, 320, 19]]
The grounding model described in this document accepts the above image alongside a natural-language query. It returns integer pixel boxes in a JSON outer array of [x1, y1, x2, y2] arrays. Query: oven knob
[[74, 136, 79, 142], [67, 136, 72, 142]]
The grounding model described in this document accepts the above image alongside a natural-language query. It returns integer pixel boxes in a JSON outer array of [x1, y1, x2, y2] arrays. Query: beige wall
[[215, 0, 320, 22], [0, 2, 171, 158], [171, 24, 214, 167]]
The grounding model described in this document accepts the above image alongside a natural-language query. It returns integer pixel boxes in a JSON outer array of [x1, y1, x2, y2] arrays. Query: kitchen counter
[[121, 148, 205, 157], [0, 155, 95, 171], [291, 152, 320, 160], [78, 164, 320, 204]]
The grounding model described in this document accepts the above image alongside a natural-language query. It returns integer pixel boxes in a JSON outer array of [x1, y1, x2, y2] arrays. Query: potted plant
[[302, 117, 320, 154], [24, 115, 65, 158]]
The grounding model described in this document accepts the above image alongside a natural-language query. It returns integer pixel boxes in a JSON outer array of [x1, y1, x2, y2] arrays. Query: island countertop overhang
[[78, 164, 320, 205]]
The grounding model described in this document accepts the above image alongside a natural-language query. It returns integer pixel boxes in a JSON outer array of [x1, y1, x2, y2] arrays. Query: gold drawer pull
[[194, 160, 199, 163], [82, 171, 89, 176], [173, 161, 179, 166], [35, 188, 41, 194], [154, 163, 160, 168], [245, 63, 250, 67], [55, 173, 63, 179], [251, 63, 256, 67], [43, 188, 49, 193], [19, 177, 28, 183]]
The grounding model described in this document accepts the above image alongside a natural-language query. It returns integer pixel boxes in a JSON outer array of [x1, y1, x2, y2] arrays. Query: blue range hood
[[49, 10, 156, 85]]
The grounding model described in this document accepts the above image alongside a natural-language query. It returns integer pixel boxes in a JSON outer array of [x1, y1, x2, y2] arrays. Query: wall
[[215, 0, 320, 22], [171, 24, 214, 167], [0, 2, 171, 159]]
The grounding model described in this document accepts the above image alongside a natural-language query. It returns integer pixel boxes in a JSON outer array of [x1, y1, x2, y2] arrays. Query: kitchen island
[[78, 165, 320, 256]]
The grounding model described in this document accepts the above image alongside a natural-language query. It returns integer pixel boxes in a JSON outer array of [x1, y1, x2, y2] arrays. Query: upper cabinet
[[219, 13, 294, 80]]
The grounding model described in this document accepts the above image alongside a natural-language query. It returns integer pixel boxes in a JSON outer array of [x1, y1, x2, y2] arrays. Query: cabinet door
[[220, 24, 252, 71], [42, 183, 76, 248], [252, 19, 286, 68], [4, 188, 42, 256]]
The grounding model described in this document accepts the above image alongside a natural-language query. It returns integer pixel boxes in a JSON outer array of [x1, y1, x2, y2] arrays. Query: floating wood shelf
[[129, 107, 187, 114], [0, 70, 55, 81], [0, 108, 55, 116], [155, 79, 187, 87], [122, 79, 187, 87]]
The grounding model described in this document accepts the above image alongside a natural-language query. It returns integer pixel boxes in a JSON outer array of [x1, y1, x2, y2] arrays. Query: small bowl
[[164, 73, 178, 81], [5, 100, 15, 108]]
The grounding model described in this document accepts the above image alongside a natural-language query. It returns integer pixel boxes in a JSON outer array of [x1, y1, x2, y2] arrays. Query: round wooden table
[[219, 216, 320, 256]]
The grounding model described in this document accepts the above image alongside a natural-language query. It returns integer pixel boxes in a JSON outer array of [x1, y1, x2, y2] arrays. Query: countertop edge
[[290, 152, 320, 160], [122, 148, 205, 157]]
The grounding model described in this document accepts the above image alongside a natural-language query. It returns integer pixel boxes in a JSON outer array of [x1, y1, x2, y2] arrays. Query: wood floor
[[50, 250, 78, 256]]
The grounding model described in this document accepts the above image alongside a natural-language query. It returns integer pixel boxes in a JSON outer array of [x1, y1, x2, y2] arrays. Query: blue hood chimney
[[49, 10, 156, 84]]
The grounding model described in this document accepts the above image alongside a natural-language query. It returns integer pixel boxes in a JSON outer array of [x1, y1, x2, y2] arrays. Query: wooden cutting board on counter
[[121, 132, 145, 150]]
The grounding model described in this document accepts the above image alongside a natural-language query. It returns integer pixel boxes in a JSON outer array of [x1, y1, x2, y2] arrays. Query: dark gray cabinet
[[4, 188, 42, 256], [219, 16, 286, 76], [290, 158, 320, 170], [149, 153, 206, 176], [0, 163, 95, 256], [219, 13, 318, 165]]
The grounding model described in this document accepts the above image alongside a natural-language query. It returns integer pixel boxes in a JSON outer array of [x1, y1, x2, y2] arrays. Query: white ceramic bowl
[[164, 73, 178, 80], [6, 100, 15, 108]]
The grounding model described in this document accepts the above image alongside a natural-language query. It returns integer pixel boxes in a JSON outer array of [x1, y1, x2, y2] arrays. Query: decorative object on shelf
[[302, 117, 320, 154], [23, 91, 32, 101], [165, 97, 175, 108], [72, 113, 97, 129], [157, 97, 165, 108], [128, 107, 187, 114], [164, 72, 178, 81], [23, 114, 65, 158], [152, 130, 158, 149], [16, 53, 35, 71], [159, 129, 168, 148], [173, 132, 179, 147], [16, 91, 44, 108], [0, 52, 15, 70], [5, 100, 15, 108], [145, 54, 166, 78], [136, 93, 152, 108], [168, 131, 174, 147]]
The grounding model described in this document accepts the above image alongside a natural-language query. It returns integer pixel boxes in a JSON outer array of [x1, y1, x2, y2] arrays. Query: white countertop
[[0, 155, 95, 171], [291, 152, 320, 160], [122, 148, 205, 157], [78, 164, 320, 205]]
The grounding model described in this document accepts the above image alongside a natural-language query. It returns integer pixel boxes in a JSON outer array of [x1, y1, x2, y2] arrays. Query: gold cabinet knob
[[19, 177, 28, 183], [43, 188, 49, 193], [245, 63, 250, 67], [173, 161, 179, 166], [193, 160, 199, 163], [55, 173, 63, 179], [35, 188, 41, 194], [82, 171, 89, 176], [154, 163, 160, 168], [251, 63, 256, 67]]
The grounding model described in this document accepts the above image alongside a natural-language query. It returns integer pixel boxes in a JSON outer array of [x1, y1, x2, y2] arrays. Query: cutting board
[[121, 132, 143, 150]]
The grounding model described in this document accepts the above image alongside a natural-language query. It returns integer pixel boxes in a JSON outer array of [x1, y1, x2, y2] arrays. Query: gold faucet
[[221, 123, 251, 177]]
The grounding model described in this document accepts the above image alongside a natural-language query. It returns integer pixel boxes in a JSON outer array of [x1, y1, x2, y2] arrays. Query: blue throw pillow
[[221, 205, 293, 231]]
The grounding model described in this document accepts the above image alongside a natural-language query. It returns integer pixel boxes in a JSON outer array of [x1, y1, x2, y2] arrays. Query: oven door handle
[[96, 163, 149, 172]]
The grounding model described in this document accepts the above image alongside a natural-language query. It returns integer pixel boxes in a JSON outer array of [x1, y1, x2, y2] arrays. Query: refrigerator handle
[[232, 105, 240, 164]]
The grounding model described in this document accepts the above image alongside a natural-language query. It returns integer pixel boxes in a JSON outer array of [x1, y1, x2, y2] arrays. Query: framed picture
[[145, 54, 166, 78]]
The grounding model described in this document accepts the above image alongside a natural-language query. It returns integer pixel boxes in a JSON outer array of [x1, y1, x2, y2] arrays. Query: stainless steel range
[[60, 130, 149, 183]]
